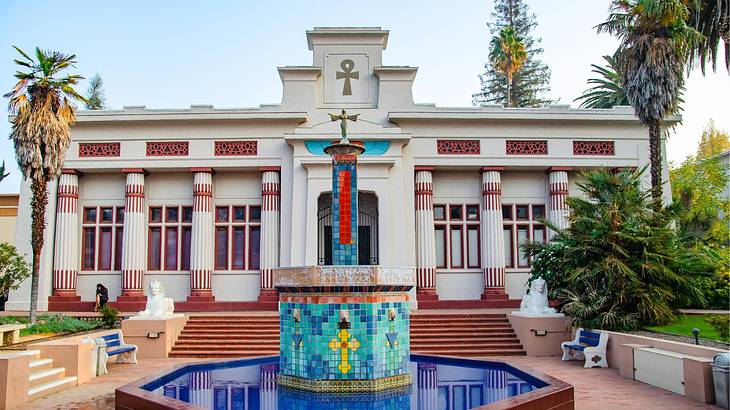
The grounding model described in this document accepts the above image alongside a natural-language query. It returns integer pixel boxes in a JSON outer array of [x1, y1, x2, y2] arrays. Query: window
[[81, 206, 124, 271], [214, 205, 262, 271], [148, 206, 192, 271], [503, 204, 546, 268], [434, 204, 480, 269]]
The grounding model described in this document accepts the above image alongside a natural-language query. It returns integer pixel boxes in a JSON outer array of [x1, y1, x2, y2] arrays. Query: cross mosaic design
[[336, 59, 359, 96], [329, 328, 360, 373]]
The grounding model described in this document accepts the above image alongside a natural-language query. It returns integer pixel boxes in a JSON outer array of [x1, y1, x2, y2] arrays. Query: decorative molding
[[78, 142, 120, 157], [573, 141, 615, 156], [436, 140, 480, 155], [146, 141, 189, 156], [305, 140, 390, 156], [506, 140, 547, 155], [214, 140, 257, 156], [272, 266, 416, 288]]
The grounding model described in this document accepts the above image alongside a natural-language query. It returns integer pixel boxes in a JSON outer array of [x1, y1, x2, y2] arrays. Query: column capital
[[414, 166, 436, 172], [190, 167, 215, 174], [61, 168, 83, 176], [121, 168, 149, 175], [480, 166, 505, 173], [259, 166, 281, 172], [547, 166, 572, 172]]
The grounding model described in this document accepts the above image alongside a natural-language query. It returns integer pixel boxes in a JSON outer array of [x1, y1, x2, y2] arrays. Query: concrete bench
[[561, 327, 609, 368], [0, 324, 26, 346], [98, 331, 137, 374]]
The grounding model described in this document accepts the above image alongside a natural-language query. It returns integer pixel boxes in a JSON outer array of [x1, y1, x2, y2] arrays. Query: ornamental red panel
[[78, 143, 120, 157], [573, 141, 615, 156], [146, 142, 189, 156], [505, 140, 547, 155], [436, 140, 480, 155], [214, 141, 257, 156]]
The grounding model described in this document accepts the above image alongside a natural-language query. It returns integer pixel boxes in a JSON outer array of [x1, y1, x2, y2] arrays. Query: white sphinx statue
[[131, 280, 178, 319], [515, 276, 562, 316]]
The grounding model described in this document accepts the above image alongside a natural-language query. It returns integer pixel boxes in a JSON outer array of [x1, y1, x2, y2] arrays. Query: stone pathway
[[19, 355, 718, 409]]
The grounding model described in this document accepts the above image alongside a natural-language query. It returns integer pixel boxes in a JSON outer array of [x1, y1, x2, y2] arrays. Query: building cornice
[[68, 106, 308, 124]]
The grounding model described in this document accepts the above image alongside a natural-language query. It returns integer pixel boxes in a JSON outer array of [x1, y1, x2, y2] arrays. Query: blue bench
[[561, 327, 609, 368], [99, 331, 138, 374]]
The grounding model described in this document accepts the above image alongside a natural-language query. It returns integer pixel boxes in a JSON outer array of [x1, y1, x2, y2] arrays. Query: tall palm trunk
[[506, 76, 512, 107], [29, 176, 48, 324], [648, 121, 663, 210]]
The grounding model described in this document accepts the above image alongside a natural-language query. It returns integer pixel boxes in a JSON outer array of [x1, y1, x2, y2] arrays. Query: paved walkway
[[20, 355, 715, 410]]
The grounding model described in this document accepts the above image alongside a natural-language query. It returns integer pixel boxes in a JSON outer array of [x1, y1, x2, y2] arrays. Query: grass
[[0, 314, 102, 336], [646, 314, 729, 343]]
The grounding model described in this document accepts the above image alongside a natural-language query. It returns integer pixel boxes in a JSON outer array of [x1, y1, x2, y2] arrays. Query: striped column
[[51, 170, 80, 298], [485, 368, 509, 404], [548, 167, 570, 238], [188, 370, 212, 408], [189, 168, 214, 301], [480, 167, 506, 298], [120, 169, 147, 299], [415, 168, 438, 300], [417, 362, 438, 410], [258, 168, 280, 302], [259, 363, 278, 410]]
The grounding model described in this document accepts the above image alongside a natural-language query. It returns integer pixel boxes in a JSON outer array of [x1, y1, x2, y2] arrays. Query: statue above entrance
[[328, 109, 359, 144]]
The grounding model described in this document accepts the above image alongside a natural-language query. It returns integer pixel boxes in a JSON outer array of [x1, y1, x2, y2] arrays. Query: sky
[[0, 0, 727, 194]]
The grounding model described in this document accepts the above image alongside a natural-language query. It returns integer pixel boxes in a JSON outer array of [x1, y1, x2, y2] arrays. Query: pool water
[[143, 354, 546, 410]]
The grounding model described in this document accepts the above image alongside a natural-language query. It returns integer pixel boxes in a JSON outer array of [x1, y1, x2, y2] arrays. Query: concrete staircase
[[170, 312, 524, 358], [22, 350, 77, 402]]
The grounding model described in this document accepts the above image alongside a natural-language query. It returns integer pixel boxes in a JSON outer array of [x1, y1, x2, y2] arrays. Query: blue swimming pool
[[141, 354, 548, 410]]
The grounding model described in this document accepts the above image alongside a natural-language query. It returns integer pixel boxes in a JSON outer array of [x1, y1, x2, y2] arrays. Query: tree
[[0, 243, 31, 301], [4, 47, 86, 323], [574, 54, 629, 109], [687, 0, 730, 74], [489, 27, 528, 107], [84, 73, 106, 110], [473, 0, 554, 107], [0, 161, 9, 183], [697, 119, 730, 158], [598, 0, 701, 208]]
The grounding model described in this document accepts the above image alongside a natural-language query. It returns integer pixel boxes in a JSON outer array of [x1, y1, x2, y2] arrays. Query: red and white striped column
[[417, 362, 438, 410], [415, 167, 438, 300], [485, 368, 509, 403], [259, 363, 278, 410], [189, 168, 214, 301], [548, 167, 570, 238], [258, 167, 280, 302], [480, 167, 506, 299], [51, 169, 80, 300], [119, 169, 147, 300]]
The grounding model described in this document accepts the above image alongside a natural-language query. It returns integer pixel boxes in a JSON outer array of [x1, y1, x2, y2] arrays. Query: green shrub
[[0, 243, 30, 298], [705, 315, 730, 340], [99, 305, 119, 328], [689, 272, 730, 309], [20, 315, 101, 336]]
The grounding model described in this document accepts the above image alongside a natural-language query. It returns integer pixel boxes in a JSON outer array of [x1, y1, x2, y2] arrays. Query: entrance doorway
[[317, 192, 379, 265]]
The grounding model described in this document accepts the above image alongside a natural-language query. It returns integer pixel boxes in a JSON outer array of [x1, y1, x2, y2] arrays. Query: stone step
[[169, 351, 278, 358], [411, 313, 508, 319], [28, 358, 54, 371], [410, 328, 515, 334], [410, 342, 523, 350], [176, 337, 280, 343], [28, 367, 66, 388], [410, 349, 526, 356], [412, 336, 519, 343], [27, 376, 77, 401]]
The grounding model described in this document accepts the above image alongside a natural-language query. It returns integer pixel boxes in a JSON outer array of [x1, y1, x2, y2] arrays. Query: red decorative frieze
[[573, 141, 615, 156], [505, 140, 547, 155], [146, 141, 189, 156], [214, 140, 257, 156], [78, 142, 120, 157], [436, 140, 480, 155]]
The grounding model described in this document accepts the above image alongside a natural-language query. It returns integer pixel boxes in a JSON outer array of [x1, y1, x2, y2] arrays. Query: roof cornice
[[69, 105, 308, 124]]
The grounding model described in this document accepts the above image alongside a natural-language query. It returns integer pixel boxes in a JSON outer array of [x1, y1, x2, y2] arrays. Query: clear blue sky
[[0, 0, 727, 193]]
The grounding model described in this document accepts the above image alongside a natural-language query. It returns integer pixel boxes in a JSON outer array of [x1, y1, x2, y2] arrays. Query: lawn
[[646, 314, 729, 343]]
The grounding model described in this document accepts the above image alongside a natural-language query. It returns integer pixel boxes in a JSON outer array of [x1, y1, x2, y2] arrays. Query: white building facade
[[8, 27, 673, 311]]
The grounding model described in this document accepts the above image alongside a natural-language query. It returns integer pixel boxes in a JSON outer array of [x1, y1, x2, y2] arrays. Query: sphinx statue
[[518, 276, 558, 315], [135, 280, 176, 318]]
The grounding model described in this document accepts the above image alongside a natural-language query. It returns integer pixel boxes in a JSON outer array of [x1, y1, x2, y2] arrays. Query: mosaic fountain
[[272, 110, 416, 393]]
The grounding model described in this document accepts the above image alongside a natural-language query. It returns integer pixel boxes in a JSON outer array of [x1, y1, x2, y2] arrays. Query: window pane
[[233, 206, 246, 222], [165, 227, 178, 270], [150, 207, 162, 223], [517, 227, 529, 266], [249, 206, 261, 222], [98, 227, 112, 270], [534, 226, 546, 244], [84, 208, 97, 223], [467, 226, 479, 268], [181, 227, 192, 270], [516, 206, 529, 220], [503, 227, 513, 267], [532, 205, 545, 219], [435, 226, 446, 268], [82, 228, 96, 270], [116, 207, 125, 223], [166, 207, 179, 222], [467, 205, 479, 220], [215, 227, 228, 269], [232, 227, 245, 270], [182, 207, 193, 223], [449, 204, 462, 220], [101, 208, 113, 223], [149, 228, 162, 270], [249, 226, 261, 270], [450, 226, 463, 268], [433, 205, 446, 220], [502, 205, 512, 220], [216, 207, 229, 223], [114, 227, 123, 270]]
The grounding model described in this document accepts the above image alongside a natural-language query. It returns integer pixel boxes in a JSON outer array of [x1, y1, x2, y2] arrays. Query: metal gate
[[317, 192, 379, 265]]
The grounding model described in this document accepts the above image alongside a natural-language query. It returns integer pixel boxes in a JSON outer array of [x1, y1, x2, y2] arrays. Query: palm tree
[[575, 54, 629, 108], [597, 0, 701, 208], [687, 0, 729, 73], [489, 27, 528, 107], [4, 47, 86, 323]]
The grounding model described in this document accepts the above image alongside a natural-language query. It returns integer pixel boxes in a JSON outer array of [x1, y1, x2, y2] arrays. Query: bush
[[99, 305, 119, 328], [0, 314, 101, 336], [705, 315, 730, 340], [688, 272, 730, 310], [0, 242, 30, 298]]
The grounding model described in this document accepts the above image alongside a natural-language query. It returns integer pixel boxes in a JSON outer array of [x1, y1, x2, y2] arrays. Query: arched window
[[317, 192, 379, 265]]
